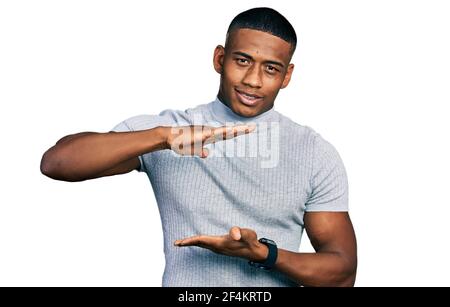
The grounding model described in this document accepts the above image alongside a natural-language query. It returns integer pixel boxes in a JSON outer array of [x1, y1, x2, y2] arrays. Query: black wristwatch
[[248, 238, 278, 271]]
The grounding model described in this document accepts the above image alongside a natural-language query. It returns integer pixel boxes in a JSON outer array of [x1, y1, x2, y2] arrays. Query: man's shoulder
[[116, 102, 211, 129], [276, 110, 318, 139], [275, 111, 342, 155]]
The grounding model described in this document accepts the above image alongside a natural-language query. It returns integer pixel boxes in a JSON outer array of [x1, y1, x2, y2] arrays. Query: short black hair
[[226, 7, 297, 54]]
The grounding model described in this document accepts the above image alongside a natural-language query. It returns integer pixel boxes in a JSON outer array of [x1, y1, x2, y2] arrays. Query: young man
[[41, 7, 357, 287]]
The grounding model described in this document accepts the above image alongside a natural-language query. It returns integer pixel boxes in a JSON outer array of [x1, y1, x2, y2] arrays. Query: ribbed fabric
[[112, 97, 348, 287]]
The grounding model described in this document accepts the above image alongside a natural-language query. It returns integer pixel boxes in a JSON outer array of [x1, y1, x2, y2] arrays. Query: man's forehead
[[226, 28, 292, 63]]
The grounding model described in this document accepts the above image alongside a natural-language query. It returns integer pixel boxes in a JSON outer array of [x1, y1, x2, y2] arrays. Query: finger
[[174, 235, 206, 246], [204, 127, 229, 144], [191, 146, 209, 158], [174, 239, 183, 246], [229, 226, 242, 241], [201, 127, 213, 142], [202, 129, 219, 145], [238, 228, 257, 242], [245, 123, 257, 133], [188, 133, 208, 156], [210, 124, 256, 143], [188, 126, 211, 148], [227, 124, 257, 139], [175, 241, 194, 247], [174, 235, 199, 246]]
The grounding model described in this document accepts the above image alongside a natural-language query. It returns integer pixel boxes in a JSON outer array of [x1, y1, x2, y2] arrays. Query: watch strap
[[248, 237, 278, 270]]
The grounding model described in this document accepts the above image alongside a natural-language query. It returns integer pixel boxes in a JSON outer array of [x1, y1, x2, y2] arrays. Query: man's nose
[[242, 65, 262, 88]]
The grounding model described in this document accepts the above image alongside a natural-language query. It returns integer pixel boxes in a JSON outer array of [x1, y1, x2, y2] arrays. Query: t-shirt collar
[[209, 96, 277, 124]]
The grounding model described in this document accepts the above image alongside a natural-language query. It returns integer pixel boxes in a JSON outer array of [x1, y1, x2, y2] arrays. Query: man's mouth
[[235, 89, 263, 107]]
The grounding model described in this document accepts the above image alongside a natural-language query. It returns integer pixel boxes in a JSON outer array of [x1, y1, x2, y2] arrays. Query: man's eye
[[236, 58, 249, 65], [266, 65, 278, 73]]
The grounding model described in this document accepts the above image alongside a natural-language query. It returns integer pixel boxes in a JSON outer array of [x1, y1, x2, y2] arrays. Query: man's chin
[[232, 103, 261, 118]]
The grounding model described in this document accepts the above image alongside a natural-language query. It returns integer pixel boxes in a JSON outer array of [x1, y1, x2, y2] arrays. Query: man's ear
[[281, 63, 295, 89], [213, 45, 225, 74]]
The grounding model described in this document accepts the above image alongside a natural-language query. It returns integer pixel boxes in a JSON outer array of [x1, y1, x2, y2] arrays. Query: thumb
[[229, 226, 242, 241], [192, 146, 209, 158], [238, 228, 257, 243], [201, 147, 209, 158]]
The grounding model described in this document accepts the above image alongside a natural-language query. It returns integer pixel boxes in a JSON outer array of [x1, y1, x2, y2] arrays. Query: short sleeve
[[110, 114, 175, 173], [305, 134, 349, 212]]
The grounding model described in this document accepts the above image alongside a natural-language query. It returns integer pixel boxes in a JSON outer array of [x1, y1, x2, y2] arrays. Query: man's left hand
[[174, 226, 268, 262]]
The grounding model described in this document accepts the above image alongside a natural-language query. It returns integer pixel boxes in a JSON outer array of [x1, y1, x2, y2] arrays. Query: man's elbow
[[336, 256, 357, 287], [337, 271, 357, 287], [40, 150, 80, 182], [40, 150, 57, 177]]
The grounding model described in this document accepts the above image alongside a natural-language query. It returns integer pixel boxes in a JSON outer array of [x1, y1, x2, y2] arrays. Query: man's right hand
[[164, 124, 256, 158]]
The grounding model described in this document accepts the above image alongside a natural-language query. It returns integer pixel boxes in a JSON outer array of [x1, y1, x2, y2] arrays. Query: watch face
[[259, 238, 276, 246]]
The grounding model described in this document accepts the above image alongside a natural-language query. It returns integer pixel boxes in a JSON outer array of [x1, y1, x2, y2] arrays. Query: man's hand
[[164, 124, 256, 158], [175, 213, 357, 287], [174, 226, 268, 262]]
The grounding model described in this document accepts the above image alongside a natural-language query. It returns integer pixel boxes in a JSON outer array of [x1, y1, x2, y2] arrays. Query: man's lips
[[235, 89, 263, 106]]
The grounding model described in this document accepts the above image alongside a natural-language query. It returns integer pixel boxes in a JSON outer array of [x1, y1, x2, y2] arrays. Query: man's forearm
[[175, 226, 357, 287], [274, 248, 357, 287], [41, 127, 168, 181]]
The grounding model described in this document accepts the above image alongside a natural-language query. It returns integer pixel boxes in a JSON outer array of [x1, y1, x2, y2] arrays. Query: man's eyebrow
[[232, 51, 285, 68]]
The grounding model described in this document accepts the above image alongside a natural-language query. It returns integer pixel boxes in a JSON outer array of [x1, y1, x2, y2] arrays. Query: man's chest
[[148, 150, 311, 225]]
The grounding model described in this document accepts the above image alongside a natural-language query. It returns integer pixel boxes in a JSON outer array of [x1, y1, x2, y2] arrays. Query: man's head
[[214, 7, 297, 118]]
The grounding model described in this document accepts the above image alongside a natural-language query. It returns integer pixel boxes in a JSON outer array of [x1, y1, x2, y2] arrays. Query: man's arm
[[174, 212, 357, 287], [274, 212, 357, 287], [40, 128, 168, 182], [40, 125, 255, 182]]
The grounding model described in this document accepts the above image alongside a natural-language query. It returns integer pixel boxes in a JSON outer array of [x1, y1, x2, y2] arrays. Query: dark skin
[[41, 27, 357, 286], [175, 28, 358, 287], [40, 125, 254, 181], [215, 28, 295, 118]]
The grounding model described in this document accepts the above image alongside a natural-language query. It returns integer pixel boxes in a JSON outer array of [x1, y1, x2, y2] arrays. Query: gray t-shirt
[[112, 97, 349, 286]]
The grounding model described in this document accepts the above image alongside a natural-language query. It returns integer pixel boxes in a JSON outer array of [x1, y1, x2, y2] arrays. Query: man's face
[[214, 28, 295, 118]]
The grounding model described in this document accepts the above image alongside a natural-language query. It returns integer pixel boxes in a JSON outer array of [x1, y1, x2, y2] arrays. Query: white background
[[1, 0, 449, 286]]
